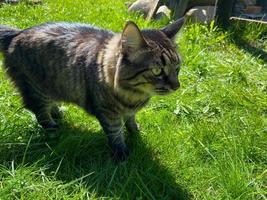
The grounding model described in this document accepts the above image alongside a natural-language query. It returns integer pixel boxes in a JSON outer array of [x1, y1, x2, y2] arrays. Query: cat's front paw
[[111, 144, 129, 162]]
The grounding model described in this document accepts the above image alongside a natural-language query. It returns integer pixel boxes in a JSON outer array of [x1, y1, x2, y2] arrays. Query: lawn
[[0, 0, 266, 199]]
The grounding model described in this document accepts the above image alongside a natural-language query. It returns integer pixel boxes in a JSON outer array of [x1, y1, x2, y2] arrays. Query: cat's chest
[[87, 86, 150, 115], [112, 95, 150, 115]]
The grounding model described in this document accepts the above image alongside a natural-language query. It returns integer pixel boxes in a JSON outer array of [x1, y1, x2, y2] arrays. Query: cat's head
[[115, 18, 184, 96]]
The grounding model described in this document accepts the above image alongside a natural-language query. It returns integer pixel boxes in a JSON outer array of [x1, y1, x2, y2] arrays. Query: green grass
[[0, 1, 267, 199]]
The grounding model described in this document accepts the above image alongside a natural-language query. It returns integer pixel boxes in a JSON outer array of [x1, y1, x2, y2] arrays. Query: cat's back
[[6, 22, 114, 77], [4, 22, 115, 104], [27, 22, 112, 37], [14, 22, 114, 48]]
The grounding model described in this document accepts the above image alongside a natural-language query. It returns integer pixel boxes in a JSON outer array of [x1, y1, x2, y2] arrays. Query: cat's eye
[[151, 68, 162, 76]]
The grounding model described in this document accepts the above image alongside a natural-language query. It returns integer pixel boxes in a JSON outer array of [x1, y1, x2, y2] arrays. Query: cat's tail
[[0, 25, 21, 52]]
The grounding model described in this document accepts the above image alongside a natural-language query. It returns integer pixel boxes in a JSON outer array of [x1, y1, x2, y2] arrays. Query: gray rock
[[155, 5, 171, 20], [185, 6, 215, 24], [128, 0, 159, 20]]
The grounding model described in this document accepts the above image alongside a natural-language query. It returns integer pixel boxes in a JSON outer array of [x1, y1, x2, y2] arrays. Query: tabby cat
[[0, 18, 184, 161]]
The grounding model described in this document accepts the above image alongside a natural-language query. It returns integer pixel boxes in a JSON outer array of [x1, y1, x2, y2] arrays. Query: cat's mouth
[[155, 88, 171, 95]]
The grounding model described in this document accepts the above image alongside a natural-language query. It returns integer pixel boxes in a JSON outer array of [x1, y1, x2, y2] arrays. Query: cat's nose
[[170, 81, 180, 91]]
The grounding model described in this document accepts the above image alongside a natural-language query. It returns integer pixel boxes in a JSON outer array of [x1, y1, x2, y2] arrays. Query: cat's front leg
[[124, 115, 140, 134], [97, 113, 129, 162]]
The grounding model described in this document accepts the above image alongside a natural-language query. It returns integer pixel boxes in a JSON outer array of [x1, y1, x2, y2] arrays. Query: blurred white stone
[[155, 5, 171, 20], [185, 6, 215, 24], [128, 0, 159, 20]]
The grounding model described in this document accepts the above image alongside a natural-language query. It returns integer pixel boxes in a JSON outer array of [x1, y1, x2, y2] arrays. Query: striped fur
[[0, 18, 184, 161]]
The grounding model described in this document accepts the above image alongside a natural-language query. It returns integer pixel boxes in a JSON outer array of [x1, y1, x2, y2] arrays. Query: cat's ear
[[161, 17, 185, 40], [121, 21, 147, 53]]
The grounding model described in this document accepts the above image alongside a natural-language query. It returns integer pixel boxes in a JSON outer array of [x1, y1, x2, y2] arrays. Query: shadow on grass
[[228, 23, 267, 64], [232, 38, 267, 63], [0, 121, 191, 199]]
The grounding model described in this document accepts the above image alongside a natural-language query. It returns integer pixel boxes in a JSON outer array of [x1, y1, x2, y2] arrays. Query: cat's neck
[[99, 34, 150, 105], [98, 34, 121, 88]]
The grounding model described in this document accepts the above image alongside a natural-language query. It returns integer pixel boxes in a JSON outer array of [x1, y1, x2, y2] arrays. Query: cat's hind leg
[[16, 78, 60, 138], [23, 92, 58, 130]]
